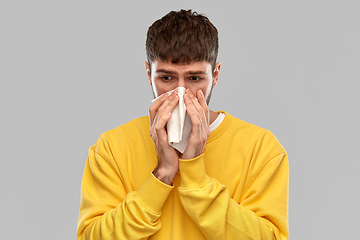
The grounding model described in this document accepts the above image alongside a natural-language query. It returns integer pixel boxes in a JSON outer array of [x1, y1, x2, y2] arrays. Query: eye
[[161, 76, 172, 81], [189, 76, 202, 81]]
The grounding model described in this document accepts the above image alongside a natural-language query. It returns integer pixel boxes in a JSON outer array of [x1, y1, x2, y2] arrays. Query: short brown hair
[[146, 9, 219, 72]]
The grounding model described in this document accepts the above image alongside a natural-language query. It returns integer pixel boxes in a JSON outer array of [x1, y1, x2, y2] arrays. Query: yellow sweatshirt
[[77, 111, 288, 240]]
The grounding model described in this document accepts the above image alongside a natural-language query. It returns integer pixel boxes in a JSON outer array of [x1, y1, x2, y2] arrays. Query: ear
[[144, 61, 152, 86], [212, 62, 221, 88]]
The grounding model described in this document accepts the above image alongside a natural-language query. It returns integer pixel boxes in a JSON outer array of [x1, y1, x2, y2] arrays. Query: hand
[[182, 89, 211, 160], [149, 91, 180, 185]]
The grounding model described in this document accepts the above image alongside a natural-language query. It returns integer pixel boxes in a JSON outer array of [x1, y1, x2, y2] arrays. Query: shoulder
[[90, 116, 150, 154], [217, 111, 265, 139], [104, 116, 149, 139], [222, 111, 286, 154], [224, 112, 287, 173]]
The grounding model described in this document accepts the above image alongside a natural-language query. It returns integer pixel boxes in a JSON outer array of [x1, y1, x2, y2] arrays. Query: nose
[[177, 78, 186, 88]]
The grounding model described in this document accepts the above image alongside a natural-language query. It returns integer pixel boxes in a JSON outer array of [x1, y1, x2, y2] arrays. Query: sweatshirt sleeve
[[77, 146, 173, 240], [177, 153, 289, 240]]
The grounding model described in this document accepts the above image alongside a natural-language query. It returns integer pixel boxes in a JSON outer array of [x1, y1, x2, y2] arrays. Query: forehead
[[151, 59, 211, 74]]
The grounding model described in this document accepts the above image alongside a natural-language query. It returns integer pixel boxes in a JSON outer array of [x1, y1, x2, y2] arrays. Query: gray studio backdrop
[[1, 1, 359, 239]]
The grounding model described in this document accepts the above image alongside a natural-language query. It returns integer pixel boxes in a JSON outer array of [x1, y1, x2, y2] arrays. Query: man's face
[[145, 59, 221, 105]]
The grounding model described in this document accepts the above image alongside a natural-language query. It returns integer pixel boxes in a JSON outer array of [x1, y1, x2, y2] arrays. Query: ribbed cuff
[[179, 153, 211, 189], [136, 173, 173, 213]]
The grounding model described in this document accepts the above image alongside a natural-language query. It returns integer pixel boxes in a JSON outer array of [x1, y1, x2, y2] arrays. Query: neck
[[209, 110, 219, 124]]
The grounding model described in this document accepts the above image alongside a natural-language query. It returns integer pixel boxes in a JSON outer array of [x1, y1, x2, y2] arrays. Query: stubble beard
[[205, 85, 213, 106]]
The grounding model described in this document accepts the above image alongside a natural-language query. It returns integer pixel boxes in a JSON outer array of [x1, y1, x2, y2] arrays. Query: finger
[[184, 93, 201, 133], [184, 92, 196, 120], [149, 91, 177, 124], [158, 90, 179, 114], [185, 89, 202, 112], [150, 92, 179, 140], [154, 112, 172, 143], [185, 90, 208, 124], [149, 93, 169, 123], [196, 90, 208, 112], [149, 127, 158, 144], [196, 90, 210, 125], [184, 91, 210, 140]]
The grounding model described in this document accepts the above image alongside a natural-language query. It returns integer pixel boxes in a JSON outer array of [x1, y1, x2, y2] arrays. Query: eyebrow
[[155, 69, 207, 75], [186, 71, 207, 75], [156, 69, 177, 75]]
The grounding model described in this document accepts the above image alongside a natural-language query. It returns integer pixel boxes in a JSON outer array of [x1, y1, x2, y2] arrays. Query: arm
[[77, 91, 179, 239], [180, 90, 288, 239], [178, 153, 289, 240], [77, 144, 173, 240], [149, 90, 180, 185]]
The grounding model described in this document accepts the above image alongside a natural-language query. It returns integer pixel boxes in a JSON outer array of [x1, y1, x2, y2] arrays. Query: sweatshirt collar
[[207, 111, 233, 143]]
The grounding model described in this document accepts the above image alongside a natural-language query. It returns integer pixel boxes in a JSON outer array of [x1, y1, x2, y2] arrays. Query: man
[[77, 9, 288, 240]]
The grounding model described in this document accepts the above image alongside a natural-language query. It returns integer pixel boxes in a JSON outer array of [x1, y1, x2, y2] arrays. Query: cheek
[[201, 83, 213, 98], [152, 81, 175, 97], [187, 87, 209, 100], [188, 81, 212, 97], [205, 84, 212, 95], [151, 82, 159, 97]]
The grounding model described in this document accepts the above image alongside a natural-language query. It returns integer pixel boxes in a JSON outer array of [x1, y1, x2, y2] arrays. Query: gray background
[[1, 1, 359, 239]]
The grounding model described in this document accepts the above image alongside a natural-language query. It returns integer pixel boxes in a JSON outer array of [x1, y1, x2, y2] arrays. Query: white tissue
[[151, 87, 192, 153]]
